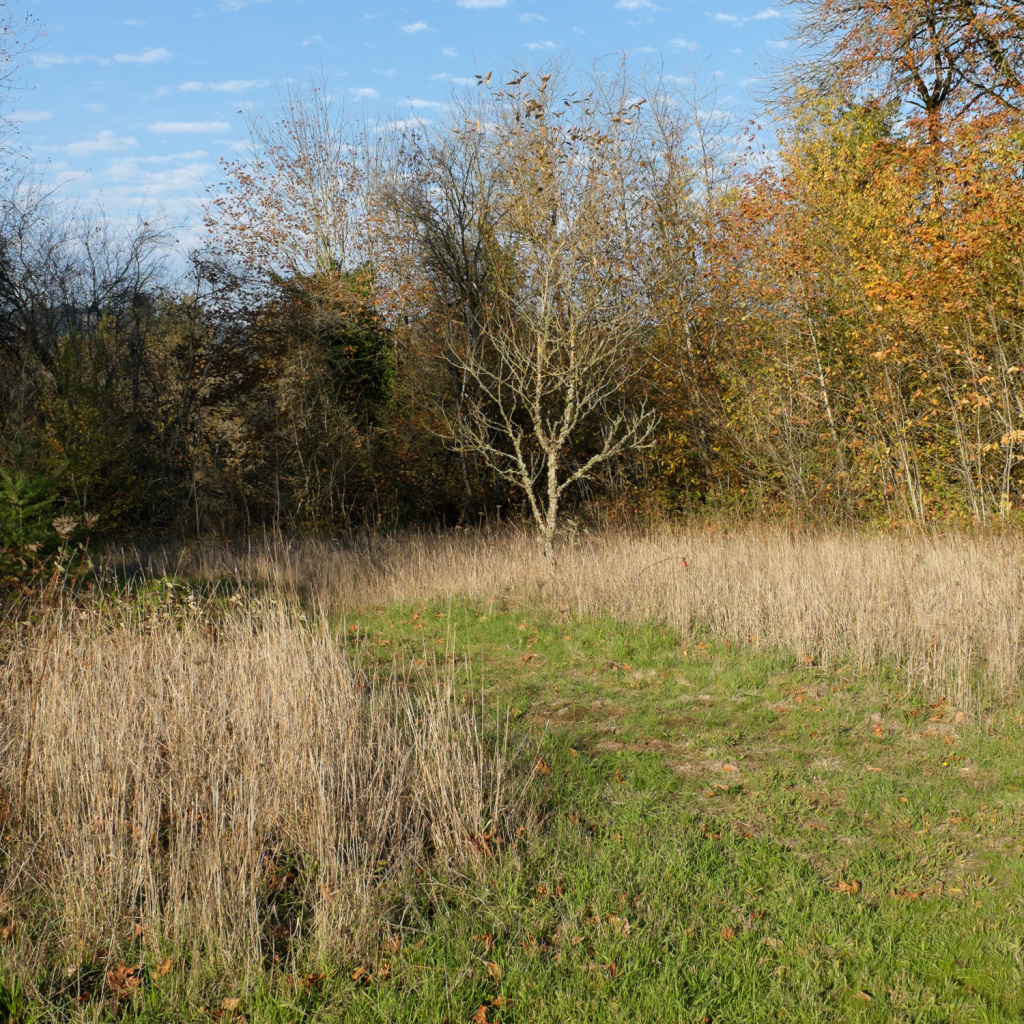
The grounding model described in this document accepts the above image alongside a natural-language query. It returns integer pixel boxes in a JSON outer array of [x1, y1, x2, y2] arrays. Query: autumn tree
[[781, 0, 1024, 140]]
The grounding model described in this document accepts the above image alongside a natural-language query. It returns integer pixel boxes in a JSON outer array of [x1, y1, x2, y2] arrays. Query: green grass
[[310, 600, 1024, 1023], [9, 597, 1024, 1022]]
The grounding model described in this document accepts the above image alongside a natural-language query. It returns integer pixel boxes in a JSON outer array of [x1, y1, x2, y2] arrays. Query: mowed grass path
[[320, 600, 1024, 1024]]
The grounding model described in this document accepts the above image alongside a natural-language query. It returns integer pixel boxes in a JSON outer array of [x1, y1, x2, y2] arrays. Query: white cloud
[[64, 130, 138, 156], [615, 0, 662, 9], [12, 110, 52, 122], [113, 47, 172, 64], [433, 72, 476, 84], [456, 0, 510, 7], [207, 79, 269, 91], [442, 46, 459, 56], [670, 36, 699, 50], [120, 18, 145, 25], [302, 34, 324, 46], [352, 86, 379, 99], [527, 39, 557, 49], [517, 12, 545, 21], [101, 156, 214, 201], [379, 117, 431, 131], [33, 53, 83, 67], [408, 98, 444, 109], [85, 103, 105, 113], [35, 47, 172, 69], [216, 0, 270, 10], [149, 120, 231, 133], [401, 21, 433, 33], [708, 7, 782, 26], [698, 107, 733, 120], [177, 79, 268, 94]]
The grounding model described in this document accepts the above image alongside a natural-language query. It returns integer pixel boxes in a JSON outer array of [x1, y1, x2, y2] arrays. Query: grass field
[[3, 529, 1024, 1022]]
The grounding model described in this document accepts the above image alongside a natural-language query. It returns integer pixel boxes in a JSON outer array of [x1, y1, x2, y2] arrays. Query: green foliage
[[0, 973, 26, 1024], [0, 465, 61, 555]]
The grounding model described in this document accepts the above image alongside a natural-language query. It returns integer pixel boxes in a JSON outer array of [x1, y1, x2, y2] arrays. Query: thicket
[[2, 0, 1024, 563]]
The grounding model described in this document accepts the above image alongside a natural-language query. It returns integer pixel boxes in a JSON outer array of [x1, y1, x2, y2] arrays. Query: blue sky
[[12, 0, 789, 245]]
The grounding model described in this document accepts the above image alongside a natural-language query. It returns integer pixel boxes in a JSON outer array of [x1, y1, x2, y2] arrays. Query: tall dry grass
[[141, 525, 1024, 704], [0, 598, 525, 1000]]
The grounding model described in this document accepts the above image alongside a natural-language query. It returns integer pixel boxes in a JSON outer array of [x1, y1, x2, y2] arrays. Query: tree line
[[2, 0, 1024, 564]]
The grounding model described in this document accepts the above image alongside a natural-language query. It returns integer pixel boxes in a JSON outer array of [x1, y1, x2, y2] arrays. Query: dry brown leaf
[[872, 724, 884, 736], [722, 763, 739, 772], [865, 764, 883, 773], [351, 965, 371, 985], [106, 963, 143, 999], [155, 957, 173, 976], [534, 758, 551, 775], [486, 960, 502, 982], [220, 998, 241, 1012], [853, 991, 872, 1002], [721, 927, 736, 941], [472, 1005, 492, 1024], [0, 923, 14, 942], [838, 880, 861, 895], [473, 933, 495, 952]]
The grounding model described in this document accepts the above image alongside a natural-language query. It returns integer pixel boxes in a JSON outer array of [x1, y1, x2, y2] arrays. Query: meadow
[[2, 526, 1024, 1022]]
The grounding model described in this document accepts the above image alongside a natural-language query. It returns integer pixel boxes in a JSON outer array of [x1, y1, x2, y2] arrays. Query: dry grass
[[142, 525, 1024, 704], [0, 597, 524, 998]]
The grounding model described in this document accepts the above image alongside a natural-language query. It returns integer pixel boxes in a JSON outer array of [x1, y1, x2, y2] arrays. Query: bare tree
[[434, 68, 658, 559], [204, 76, 366, 281]]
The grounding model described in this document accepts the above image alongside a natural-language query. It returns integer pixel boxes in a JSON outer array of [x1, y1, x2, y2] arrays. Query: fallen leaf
[[105, 963, 143, 999], [721, 927, 736, 941], [492, 994, 510, 1007], [155, 958, 173, 976], [351, 965, 371, 985], [872, 724, 884, 736], [0, 923, 14, 942], [837, 880, 861, 895], [472, 1006, 492, 1024], [865, 764, 883, 773], [853, 991, 872, 1002], [722, 763, 739, 772], [474, 933, 495, 952], [486, 960, 502, 982], [220, 998, 241, 1012], [534, 758, 551, 775], [133, 923, 144, 939]]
